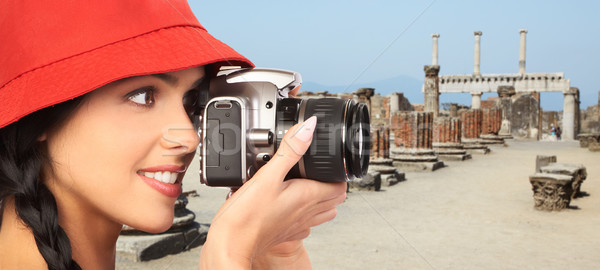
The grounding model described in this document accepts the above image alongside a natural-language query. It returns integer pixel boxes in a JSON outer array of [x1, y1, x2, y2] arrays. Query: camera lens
[[276, 98, 370, 182]]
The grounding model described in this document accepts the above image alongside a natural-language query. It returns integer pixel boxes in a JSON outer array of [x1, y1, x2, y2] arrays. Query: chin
[[128, 210, 175, 234]]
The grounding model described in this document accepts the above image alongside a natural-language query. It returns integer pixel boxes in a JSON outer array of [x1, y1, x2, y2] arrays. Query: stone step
[[392, 155, 439, 162], [432, 142, 464, 149]]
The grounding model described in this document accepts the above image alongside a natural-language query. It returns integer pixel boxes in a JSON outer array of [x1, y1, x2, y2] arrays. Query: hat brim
[[0, 26, 253, 129]]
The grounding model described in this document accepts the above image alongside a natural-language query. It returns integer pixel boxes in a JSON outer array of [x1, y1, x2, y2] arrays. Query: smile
[[136, 165, 186, 198], [141, 171, 179, 184]]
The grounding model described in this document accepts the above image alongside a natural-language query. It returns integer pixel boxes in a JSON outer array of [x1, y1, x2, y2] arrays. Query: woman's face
[[43, 67, 204, 233]]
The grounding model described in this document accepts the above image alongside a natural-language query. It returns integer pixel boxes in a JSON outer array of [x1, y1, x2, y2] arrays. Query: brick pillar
[[433, 117, 462, 143], [481, 107, 503, 135], [461, 109, 483, 139], [370, 126, 390, 159], [391, 111, 433, 149]]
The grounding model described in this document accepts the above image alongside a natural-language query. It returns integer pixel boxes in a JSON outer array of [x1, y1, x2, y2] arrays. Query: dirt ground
[[116, 139, 600, 270]]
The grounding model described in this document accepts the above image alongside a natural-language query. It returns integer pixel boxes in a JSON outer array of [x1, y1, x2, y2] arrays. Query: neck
[[0, 197, 48, 269], [0, 194, 123, 270], [53, 190, 122, 270]]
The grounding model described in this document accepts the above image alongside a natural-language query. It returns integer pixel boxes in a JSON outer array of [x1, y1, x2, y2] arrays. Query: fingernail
[[293, 116, 317, 142]]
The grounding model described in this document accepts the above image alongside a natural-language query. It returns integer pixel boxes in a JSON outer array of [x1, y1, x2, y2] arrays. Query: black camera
[[198, 68, 370, 187]]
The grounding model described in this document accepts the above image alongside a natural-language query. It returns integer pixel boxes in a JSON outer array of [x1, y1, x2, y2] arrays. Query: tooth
[[154, 172, 163, 182], [170, 173, 178, 184], [162, 171, 171, 183], [144, 172, 155, 178]]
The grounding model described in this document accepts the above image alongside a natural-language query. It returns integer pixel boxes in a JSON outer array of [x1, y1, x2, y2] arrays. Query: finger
[[283, 179, 347, 204], [284, 229, 311, 243], [305, 208, 338, 228], [226, 187, 239, 200], [289, 84, 301, 97], [253, 116, 317, 182]]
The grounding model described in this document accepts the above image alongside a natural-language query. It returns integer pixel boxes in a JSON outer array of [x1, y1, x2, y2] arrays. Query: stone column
[[497, 86, 515, 136], [449, 103, 458, 117], [519, 29, 527, 75], [473, 31, 482, 76], [353, 88, 375, 115], [575, 88, 581, 136], [431, 33, 440, 66], [471, 91, 482, 109], [563, 87, 577, 140], [390, 92, 400, 113], [423, 65, 440, 116]]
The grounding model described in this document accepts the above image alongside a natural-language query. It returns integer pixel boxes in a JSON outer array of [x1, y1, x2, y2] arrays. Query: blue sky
[[191, 0, 599, 111]]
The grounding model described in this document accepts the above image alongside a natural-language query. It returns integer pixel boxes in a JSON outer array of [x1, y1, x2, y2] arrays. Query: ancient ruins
[[296, 29, 599, 192]]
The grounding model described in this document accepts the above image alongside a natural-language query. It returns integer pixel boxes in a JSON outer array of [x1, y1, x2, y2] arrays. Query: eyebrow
[[151, 73, 206, 90], [110, 72, 205, 89], [151, 73, 179, 86]]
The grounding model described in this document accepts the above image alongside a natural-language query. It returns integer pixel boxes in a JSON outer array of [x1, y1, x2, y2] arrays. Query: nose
[[160, 110, 200, 155]]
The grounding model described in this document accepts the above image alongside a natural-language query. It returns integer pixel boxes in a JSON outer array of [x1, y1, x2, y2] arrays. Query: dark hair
[[0, 98, 84, 270]]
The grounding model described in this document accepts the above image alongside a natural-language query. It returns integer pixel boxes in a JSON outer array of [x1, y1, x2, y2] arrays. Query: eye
[[183, 89, 200, 118], [127, 87, 155, 106]]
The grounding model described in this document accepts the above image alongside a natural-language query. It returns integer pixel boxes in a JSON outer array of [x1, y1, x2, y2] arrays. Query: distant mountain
[[301, 75, 425, 104]]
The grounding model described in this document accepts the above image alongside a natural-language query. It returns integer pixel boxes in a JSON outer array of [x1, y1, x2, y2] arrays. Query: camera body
[[199, 68, 370, 187]]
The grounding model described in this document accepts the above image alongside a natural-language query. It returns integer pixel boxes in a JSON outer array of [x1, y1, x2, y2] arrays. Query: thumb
[[254, 116, 317, 181]]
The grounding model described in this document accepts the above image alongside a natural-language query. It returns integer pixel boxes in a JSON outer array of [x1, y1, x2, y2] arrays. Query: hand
[[251, 240, 311, 270], [199, 116, 347, 269]]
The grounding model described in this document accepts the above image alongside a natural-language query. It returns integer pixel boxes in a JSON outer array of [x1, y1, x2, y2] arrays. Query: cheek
[[46, 107, 171, 224]]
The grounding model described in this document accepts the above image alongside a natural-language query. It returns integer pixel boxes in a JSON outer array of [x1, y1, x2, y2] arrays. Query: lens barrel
[[276, 98, 370, 182]]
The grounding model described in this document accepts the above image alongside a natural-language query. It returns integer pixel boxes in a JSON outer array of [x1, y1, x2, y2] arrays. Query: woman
[[0, 1, 346, 269]]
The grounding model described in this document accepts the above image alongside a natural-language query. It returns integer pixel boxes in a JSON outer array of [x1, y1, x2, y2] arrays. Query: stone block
[[369, 164, 404, 186], [435, 150, 471, 161], [432, 142, 464, 149], [577, 134, 599, 147], [463, 144, 490, 155], [540, 163, 587, 198], [392, 160, 444, 172], [529, 173, 574, 211], [116, 222, 208, 262], [349, 171, 381, 191], [391, 148, 444, 171], [589, 142, 600, 152], [535, 155, 557, 173]]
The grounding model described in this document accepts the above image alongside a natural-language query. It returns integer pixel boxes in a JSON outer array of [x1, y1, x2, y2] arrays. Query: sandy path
[[117, 140, 600, 269]]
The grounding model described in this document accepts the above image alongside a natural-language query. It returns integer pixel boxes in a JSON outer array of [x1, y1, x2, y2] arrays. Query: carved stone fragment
[[529, 173, 574, 211]]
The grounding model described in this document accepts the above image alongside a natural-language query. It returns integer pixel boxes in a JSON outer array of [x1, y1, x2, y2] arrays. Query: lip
[[137, 165, 186, 198], [139, 165, 186, 173]]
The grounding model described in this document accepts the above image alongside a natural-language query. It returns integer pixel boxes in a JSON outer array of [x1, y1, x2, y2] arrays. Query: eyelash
[[126, 87, 155, 107]]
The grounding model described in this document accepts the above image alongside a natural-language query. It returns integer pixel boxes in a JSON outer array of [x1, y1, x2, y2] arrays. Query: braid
[[0, 99, 83, 270]]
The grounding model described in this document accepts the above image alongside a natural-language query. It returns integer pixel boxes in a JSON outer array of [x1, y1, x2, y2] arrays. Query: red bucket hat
[[0, 0, 253, 129]]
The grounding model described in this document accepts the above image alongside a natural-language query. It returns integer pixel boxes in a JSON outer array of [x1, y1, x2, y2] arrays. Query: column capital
[[432, 33, 440, 38], [424, 65, 440, 76], [353, 87, 375, 98], [471, 91, 483, 97], [474, 31, 482, 36], [564, 87, 578, 95], [519, 29, 528, 34], [497, 85, 516, 98]]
